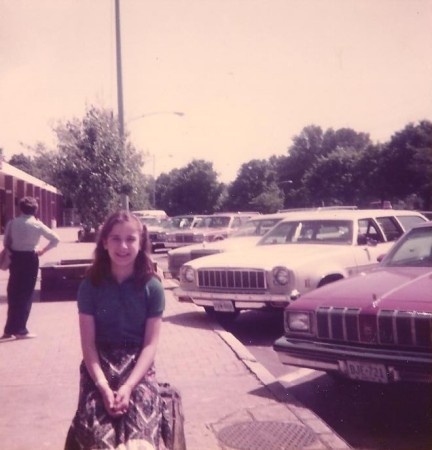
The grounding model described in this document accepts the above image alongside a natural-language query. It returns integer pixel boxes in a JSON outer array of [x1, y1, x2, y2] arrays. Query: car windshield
[[169, 216, 195, 229], [139, 217, 162, 227], [196, 216, 231, 228], [258, 220, 353, 245], [231, 218, 282, 238], [385, 226, 432, 267]]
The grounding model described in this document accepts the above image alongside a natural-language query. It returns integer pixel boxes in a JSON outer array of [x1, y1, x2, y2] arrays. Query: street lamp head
[[127, 110, 185, 124]]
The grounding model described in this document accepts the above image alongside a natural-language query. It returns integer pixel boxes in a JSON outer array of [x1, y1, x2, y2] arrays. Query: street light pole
[[115, 0, 124, 140], [115, 0, 128, 210]]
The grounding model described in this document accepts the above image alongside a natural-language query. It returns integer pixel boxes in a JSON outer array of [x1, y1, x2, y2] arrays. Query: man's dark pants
[[4, 251, 39, 336]]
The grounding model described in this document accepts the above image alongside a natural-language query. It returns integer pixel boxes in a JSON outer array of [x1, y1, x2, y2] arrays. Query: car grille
[[316, 307, 432, 348], [197, 269, 266, 290], [174, 234, 194, 243]]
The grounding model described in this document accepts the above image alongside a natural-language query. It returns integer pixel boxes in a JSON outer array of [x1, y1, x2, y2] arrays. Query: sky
[[1, 0, 432, 183]]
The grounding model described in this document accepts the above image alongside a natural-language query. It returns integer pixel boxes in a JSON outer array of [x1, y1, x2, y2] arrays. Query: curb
[[207, 308, 351, 449]]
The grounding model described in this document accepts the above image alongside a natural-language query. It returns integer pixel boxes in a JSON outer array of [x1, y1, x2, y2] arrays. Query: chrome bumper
[[273, 337, 432, 383], [173, 287, 290, 310]]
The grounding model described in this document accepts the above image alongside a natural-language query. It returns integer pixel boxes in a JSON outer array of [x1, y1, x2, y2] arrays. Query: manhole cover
[[217, 421, 317, 450]]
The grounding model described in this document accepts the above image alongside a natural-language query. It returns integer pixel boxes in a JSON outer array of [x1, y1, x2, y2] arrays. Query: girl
[[65, 211, 165, 450]]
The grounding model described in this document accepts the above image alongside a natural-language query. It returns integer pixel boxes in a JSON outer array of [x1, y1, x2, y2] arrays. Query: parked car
[[138, 215, 171, 252], [419, 211, 432, 220], [273, 221, 432, 384], [132, 209, 168, 219], [165, 213, 290, 279], [174, 209, 427, 323], [163, 214, 208, 251], [164, 212, 259, 250]]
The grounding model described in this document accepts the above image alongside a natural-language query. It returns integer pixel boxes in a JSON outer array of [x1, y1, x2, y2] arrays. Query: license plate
[[213, 300, 235, 312], [345, 360, 388, 383]]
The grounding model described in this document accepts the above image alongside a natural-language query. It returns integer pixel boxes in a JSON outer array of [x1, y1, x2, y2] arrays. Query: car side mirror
[[377, 254, 386, 262]]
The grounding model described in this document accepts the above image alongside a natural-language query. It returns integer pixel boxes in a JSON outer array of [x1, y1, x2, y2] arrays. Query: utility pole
[[115, 0, 128, 209]]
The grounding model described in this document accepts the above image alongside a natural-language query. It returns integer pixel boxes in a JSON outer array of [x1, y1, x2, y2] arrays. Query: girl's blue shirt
[[77, 275, 165, 345]]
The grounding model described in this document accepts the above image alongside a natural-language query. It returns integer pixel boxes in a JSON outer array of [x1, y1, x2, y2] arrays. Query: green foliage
[[7, 143, 57, 183], [8, 153, 34, 176], [303, 148, 362, 206], [249, 183, 284, 213], [5, 118, 431, 215], [277, 126, 373, 208], [52, 106, 144, 229], [155, 159, 223, 216], [224, 159, 279, 212], [379, 121, 432, 209]]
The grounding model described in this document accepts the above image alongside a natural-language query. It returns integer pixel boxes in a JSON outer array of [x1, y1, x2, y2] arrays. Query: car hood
[[169, 236, 260, 256], [295, 267, 432, 311], [177, 226, 227, 235], [186, 243, 352, 270], [146, 225, 165, 232], [192, 236, 260, 252]]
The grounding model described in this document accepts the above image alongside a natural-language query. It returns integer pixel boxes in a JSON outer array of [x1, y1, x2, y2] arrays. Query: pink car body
[[274, 221, 432, 384]]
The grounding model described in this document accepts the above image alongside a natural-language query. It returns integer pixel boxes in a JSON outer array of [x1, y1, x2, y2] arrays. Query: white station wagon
[[174, 209, 427, 323]]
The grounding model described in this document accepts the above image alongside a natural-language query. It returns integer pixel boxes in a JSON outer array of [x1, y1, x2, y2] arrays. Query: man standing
[[1, 197, 60, 341]]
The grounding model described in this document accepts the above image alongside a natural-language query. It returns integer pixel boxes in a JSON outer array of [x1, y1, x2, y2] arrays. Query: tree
[[278, 125, 372, 207], [8, 153, 34, 176], [52, 106, 144, 229], [355, 143, 389, 206], [249, 183, 284, 213], [224, 159, 280, 212], [156, 159, 223, 216], [128, 172, 152, 211], [380, 120, 432, 209], [303, 148, 362, 206]]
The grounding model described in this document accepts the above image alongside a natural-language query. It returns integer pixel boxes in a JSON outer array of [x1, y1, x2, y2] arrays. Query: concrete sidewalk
[[0, 227, 349, 450]]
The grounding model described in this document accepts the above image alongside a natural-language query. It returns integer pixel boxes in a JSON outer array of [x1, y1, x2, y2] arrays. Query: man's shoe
[[0, 334, 16, 342], [15, 333, 37, 339]]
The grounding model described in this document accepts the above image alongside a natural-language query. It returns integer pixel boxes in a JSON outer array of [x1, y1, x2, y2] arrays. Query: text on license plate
[[346, 360, 388, 383], [213, 300, 235, 312]]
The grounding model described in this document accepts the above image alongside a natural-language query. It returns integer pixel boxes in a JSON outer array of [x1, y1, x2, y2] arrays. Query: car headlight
[[272, 266, 290, 285], [182, 266, 195, 283], [193, 235, 204, 243], [287, 312, 311, 332]]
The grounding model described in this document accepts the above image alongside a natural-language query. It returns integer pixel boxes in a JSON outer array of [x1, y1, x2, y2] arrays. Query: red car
[[273, 221, 432, 384]]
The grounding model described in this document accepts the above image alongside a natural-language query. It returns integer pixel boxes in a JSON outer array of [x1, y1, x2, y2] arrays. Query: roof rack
[[277, 206, 358, 213]]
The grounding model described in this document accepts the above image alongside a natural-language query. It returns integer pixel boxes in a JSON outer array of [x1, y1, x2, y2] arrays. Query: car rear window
[[376, 216, 403, 242], [396, 215, 427, 232]]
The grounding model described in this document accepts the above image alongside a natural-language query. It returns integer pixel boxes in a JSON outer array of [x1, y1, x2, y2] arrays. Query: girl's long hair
[[87, 210, 157, 287]]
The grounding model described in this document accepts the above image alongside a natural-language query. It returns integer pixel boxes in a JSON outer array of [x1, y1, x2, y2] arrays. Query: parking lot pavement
[[0, 227, 350, 449]]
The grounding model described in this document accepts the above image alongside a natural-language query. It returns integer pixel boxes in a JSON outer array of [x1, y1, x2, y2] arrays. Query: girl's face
[[103, 221, 141, 273]]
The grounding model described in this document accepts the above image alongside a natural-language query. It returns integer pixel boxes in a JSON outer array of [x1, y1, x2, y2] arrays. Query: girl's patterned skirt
[[65, 345, 165, 450]]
